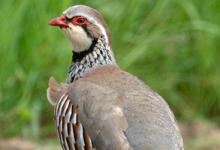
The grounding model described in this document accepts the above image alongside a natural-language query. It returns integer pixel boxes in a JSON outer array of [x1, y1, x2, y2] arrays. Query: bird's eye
[[71, 16, 88, 26], [77, 18, 85, 24]]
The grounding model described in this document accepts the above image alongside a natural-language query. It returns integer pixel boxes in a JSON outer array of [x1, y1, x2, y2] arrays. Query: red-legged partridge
[[47, 5, 184, 150]]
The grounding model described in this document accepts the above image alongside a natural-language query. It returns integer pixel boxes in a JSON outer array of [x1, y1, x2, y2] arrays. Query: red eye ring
[[71, 16, 89, 26]]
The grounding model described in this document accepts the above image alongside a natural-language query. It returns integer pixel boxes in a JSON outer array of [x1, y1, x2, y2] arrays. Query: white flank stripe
[[62, 99, 70, 116], [70, 124, 75, 144], [55, 94, 66, 116], [66, 106, 72, 122], [72, 113, 77, 124], [64, 122, 68, 138], [78, 123, 85, 147], [57, 95, 68, 118]]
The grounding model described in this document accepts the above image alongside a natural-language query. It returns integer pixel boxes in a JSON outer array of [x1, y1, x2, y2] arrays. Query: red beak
[[48, 15, 69, 28]]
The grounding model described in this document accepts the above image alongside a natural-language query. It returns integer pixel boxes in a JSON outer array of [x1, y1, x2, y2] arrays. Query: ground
[[0, 120, 219, 150], [179, 120, 220, 150]]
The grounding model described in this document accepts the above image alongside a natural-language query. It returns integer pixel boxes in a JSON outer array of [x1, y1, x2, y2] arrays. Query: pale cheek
[[62, 24, 92, 52]]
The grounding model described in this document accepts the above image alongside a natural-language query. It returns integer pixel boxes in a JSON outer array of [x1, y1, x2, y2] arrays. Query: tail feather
[[47, 77, 67, 106]]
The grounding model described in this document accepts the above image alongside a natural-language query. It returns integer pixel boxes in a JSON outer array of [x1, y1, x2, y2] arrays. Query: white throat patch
[[62, 23, 92, 52]]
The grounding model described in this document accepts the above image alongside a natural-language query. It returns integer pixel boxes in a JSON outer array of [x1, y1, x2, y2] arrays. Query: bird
[[47, 5, 184, 150]]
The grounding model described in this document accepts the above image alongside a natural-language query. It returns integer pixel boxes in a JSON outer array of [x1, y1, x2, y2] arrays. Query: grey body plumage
[[47, 5, 184, 150]]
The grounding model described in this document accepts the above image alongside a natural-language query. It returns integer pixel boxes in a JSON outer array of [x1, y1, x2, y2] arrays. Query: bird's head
[[49, 5, 111, 53]]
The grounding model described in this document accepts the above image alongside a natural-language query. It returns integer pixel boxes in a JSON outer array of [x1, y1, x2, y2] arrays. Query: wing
[[66, 81, 133, 150], [47, 77, 133, 150], [47, 77, 68, 106], [47, 77, 96, 150]]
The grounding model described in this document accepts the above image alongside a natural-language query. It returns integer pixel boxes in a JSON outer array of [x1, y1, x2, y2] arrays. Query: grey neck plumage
[[67, 35, 116, 83]]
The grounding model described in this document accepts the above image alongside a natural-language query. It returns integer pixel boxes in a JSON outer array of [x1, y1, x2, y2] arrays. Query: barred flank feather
[[55, 93, 96, 150]]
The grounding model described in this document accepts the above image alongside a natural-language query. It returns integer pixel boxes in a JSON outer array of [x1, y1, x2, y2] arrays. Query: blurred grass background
[[0, 0, 220, 149]]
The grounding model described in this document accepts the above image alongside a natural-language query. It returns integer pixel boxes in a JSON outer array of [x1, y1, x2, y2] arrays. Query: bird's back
[[73, 65, 184, 150]]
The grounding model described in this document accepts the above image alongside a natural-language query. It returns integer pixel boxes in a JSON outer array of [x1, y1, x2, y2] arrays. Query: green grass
[[0, 0, 219, 139]]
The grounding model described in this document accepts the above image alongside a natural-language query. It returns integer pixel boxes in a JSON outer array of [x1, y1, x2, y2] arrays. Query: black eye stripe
[[66, 17, 71, 21], [82, 25, 93, 38]]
